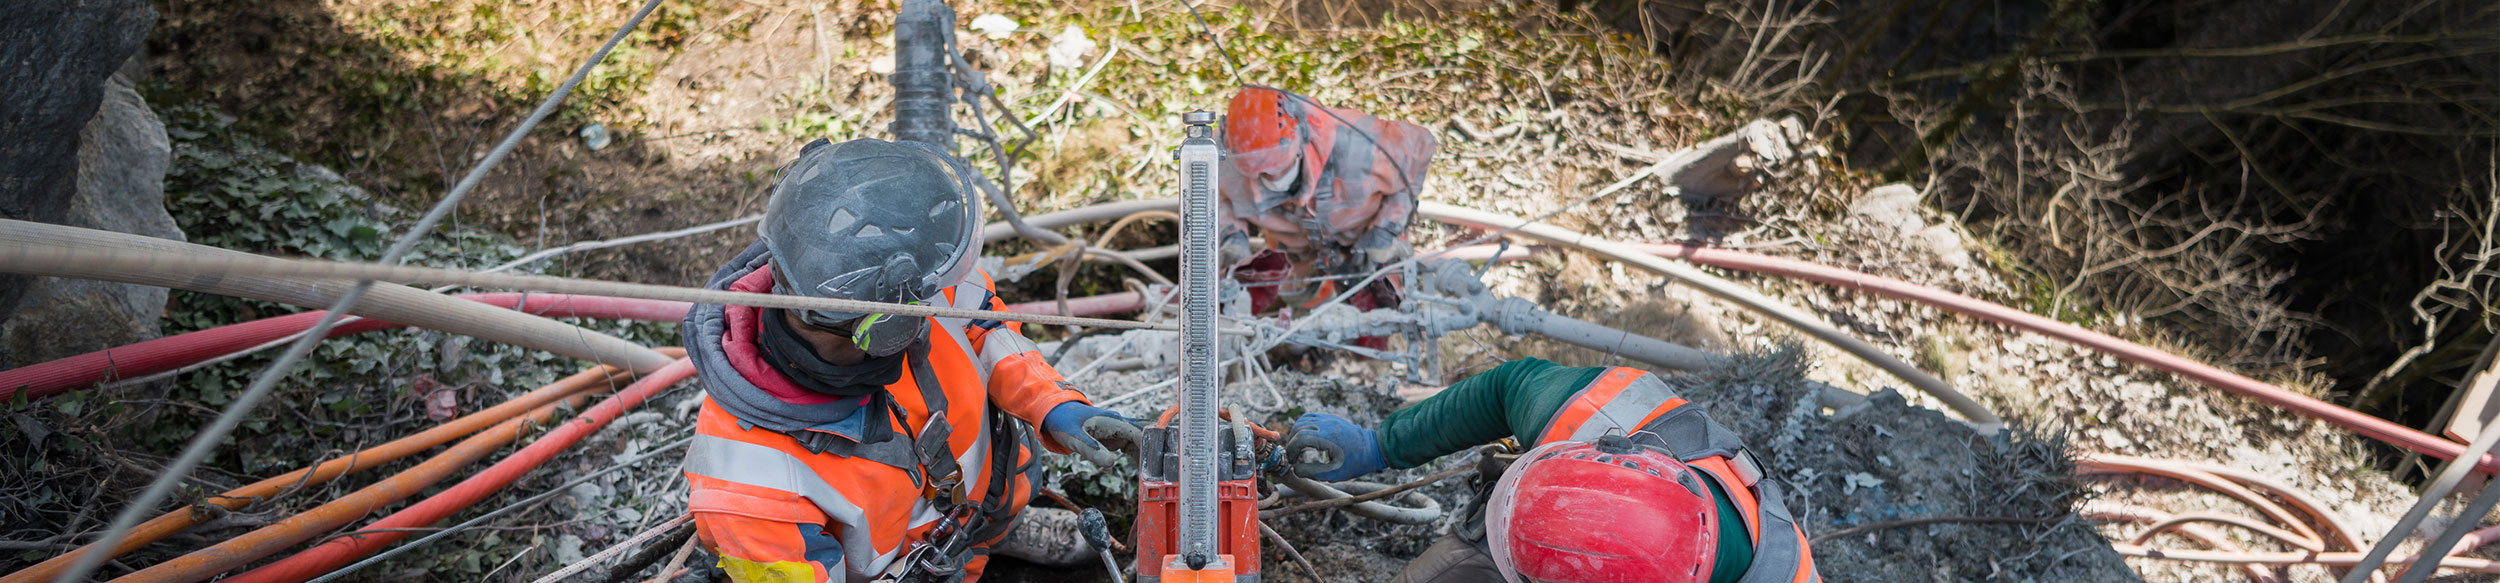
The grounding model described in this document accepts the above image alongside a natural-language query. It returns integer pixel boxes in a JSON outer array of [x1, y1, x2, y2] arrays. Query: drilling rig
[[1132, 111, 1264, 583]]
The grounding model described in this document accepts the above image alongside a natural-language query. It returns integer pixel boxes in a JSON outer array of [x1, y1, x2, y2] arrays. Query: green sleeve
[[1372, 358, 1607, 469], [1701, 473, 1755, 583]]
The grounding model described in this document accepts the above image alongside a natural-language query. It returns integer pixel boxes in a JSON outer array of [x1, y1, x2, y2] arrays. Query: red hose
[[0, 293, 689, 401], [1446, 242, 2488, 472], [222, 358, 699, 583]]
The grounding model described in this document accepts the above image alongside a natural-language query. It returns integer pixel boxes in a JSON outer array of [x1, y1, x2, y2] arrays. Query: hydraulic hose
[[982, 199, 1183, 243], [1446, 241, 2494, 473], [0, 293, 688, 401], [2087, 502, 2293, 583], [2101, 546, 2500, 575], [107, 382, 616, 583], [0, 364, 637, 583], [993, 199, 1994, 429], [1271, 473, 1444, 525], [0, 220, 674, 373], [223, 358, 699, 583], [1472, 295, 1714, 371], [1025, 197, 2471, 455], [1414, 203, 1996, 431], [2073, 458, 2324, 547]]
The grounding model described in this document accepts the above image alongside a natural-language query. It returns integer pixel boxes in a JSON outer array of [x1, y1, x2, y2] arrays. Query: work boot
[[986, 506, 1094, 566]]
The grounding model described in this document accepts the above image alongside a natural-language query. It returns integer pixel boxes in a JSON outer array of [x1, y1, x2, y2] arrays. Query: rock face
[[0, 65, 184, 369], [0, 0, 156, 330]]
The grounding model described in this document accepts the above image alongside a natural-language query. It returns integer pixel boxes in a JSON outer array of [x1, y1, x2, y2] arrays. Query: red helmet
[[1487, 435, 1721, 583], [1223, 87, 1307, 185], [1224, 87, 1299, 154]]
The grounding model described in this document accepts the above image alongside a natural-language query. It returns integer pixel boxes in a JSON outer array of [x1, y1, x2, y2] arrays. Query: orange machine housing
[[1134, 423, 1262, 582]]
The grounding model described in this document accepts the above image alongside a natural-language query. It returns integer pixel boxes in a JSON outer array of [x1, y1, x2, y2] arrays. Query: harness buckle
[[1729, 449, 1765, 487], [922, 474, 969, 505]]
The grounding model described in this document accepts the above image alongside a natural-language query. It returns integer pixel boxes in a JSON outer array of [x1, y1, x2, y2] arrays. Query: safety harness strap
[[780, 341, 964, 491], [905, 351, 963, 493], [1642, 405, 1767, 487], [1732, 478, 1817, 583], [1637, 400, 1815, 582]]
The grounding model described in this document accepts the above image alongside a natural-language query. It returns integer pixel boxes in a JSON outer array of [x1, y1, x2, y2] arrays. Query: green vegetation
[[152, 101, 675, 468]]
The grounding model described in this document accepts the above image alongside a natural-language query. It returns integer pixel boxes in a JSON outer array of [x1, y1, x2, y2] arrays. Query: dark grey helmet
[[761, 138, 983, 356]]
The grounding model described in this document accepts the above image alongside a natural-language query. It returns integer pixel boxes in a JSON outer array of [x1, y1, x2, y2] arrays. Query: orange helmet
[[1223, 87, 1308, 188], [1487, 435, 1721, 583]]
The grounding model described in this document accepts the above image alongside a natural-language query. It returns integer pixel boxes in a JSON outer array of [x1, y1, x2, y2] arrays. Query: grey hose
[[1475, 295, 1716, 371], [1418, 203, 2000, 433], [1273, 472, 1444, 525], [972, 198, 2000, 432], [0, 219, 675, 372], [982, 199, 1182, 243]]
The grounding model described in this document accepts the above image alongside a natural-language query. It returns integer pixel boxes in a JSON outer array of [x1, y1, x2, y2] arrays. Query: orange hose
[[2081, 455, 2388, 583], [2076, 457, 2325, 546], [1, 364, 633, 583], [2128, 512, 2324, 552], [2158, 458, 2368, 557], [106, 392, 601, 583], [2107, 545, 2500, 574], [2087, 502, 2286, 583]]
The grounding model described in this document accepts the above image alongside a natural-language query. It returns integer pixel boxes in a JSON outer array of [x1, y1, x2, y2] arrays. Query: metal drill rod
[[1173, 110, 1224, 568]]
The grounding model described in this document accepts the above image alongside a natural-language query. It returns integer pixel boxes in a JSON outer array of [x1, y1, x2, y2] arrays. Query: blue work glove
[[1283, 413, 1386, 481], [1043, 402, 1145, 467]]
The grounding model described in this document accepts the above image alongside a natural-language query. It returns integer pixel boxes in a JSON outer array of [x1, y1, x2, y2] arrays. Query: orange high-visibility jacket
[[682, 259, 1086, 583], [1536, 368, 1822, 583]]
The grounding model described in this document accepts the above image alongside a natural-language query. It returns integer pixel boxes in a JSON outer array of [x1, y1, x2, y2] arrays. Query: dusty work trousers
[[1390, 535, 1504, 583]]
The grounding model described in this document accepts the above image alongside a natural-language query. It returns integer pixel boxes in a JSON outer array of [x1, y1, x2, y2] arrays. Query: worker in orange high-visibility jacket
[[1218, 86, 1437, 325], [680, 138, 1144, 583], [1283, 358, 1820, 583]]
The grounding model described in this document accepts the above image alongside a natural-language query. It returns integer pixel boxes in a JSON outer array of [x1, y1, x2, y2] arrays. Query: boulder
[[1849, 182, 1928, 237], [0, 67, 184, 369], [0, 0, 155, 326], [1664, 116, 1806, 202]]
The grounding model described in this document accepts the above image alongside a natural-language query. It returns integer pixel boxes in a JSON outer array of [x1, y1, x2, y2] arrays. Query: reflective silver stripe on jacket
[[1570, 371, 1818, 582], [684, 433, 905, 574], [1559, 371, 1686, 442], [931, 279, 988, 387]]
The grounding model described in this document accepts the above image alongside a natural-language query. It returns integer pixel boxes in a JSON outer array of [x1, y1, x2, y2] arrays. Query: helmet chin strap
[[1259, 156, 1302, 193]]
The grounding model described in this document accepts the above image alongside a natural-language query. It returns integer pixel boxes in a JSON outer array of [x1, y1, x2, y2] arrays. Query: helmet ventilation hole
[[826, 207, 859, 233]]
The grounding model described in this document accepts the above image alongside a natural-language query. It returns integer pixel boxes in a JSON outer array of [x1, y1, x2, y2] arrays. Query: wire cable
[[303, 436, 694, 583], [49, 1, 675, 580]]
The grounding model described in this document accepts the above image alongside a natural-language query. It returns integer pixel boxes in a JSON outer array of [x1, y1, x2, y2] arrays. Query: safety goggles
[[772, 267, 930, 357]]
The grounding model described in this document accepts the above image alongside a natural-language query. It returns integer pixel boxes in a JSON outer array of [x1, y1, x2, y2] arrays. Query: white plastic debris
[[1047, 25, 1095, 69], [969, 14, 1018, 39]]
